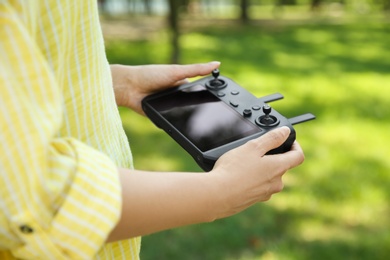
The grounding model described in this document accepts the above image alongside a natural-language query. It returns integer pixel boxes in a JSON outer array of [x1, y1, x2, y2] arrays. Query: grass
[[105, 16, 390, 260]]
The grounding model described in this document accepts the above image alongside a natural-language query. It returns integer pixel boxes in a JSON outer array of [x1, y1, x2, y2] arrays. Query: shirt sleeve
[[0, 4, 121, 260]]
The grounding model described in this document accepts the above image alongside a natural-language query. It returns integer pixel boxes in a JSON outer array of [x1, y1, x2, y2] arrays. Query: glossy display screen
[[149, 85, 260, 152]]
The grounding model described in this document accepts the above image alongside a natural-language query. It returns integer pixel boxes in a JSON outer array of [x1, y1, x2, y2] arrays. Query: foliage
[[105, 16, 390, 260]]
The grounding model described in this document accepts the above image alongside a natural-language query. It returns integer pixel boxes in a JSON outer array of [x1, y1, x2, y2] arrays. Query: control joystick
[[206, 69, 227, 89], [256, 104, 280, 127]]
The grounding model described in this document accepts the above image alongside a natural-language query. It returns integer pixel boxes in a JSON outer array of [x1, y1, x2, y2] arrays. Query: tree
[[380, 0, 390, 13], [98, 0, 108, 14], [240, 0, 250, 24], [310, 0, 323, 12], [168, 0, 181, 63], [144, 0, 153, 15]]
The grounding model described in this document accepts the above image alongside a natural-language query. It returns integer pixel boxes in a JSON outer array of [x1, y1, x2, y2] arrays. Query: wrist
[[110, 64, 134, 107], [205, 168, 231, 221]]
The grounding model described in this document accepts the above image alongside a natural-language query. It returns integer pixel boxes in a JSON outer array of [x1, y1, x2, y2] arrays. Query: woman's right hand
[[107, 126, 305, 242], [209, 126, 305, 219]]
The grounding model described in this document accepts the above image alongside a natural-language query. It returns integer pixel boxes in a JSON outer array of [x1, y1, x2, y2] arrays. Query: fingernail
[[209, 61, 221, 66], [280, 126, 291, 135]]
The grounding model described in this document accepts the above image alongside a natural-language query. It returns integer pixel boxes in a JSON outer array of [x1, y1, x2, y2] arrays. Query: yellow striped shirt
[[0, 0, 140, 259]]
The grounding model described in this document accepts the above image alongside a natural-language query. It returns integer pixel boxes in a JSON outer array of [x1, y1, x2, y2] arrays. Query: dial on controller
[[256, 104, 280, 127], [206, 69, 227, 89]]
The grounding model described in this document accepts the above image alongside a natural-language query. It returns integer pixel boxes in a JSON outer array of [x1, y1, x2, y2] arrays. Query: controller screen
[[148, 85, 260, 152]]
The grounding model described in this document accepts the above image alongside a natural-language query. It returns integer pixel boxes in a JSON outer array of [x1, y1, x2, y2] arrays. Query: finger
[[265, 141, 305, 172], [281, 141, 305, 169], [171, 61, 221, 81], [266, 178, 285, 201], [245, 126, 291, 156]]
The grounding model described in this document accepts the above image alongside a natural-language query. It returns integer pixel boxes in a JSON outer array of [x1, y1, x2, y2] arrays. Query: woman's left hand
[[110, 62, 221, 115]]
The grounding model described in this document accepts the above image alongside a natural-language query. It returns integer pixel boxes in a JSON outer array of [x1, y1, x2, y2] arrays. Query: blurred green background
[[101, 1, 390, 259]]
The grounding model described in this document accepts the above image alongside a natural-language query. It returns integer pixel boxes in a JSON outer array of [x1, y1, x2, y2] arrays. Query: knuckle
[[273, 181, 284, 193], [291, 142, 305, 166], [298, 152, 305, 165], [292, 150, 305, 168], [263, 196, 272, 202], [246, 139, 261, 151]]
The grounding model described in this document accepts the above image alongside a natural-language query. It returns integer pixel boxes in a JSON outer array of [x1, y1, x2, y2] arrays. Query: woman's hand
[[110, 62, 220, 114], [209, 126, 305, 219], [107, 126, 304, 241]]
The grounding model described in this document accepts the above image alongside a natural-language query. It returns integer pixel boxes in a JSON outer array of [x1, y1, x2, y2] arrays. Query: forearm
[[106, 168, 218, 242]]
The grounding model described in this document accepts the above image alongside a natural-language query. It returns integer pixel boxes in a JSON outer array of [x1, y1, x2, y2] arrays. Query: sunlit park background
[[99, 0, 390, 259]]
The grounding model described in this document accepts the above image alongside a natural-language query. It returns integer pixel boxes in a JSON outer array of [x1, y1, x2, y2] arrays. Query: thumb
[[246, 126, 291, 156]]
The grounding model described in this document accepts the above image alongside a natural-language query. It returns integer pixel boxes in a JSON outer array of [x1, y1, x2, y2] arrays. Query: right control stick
[[256, 104, 280, 127]]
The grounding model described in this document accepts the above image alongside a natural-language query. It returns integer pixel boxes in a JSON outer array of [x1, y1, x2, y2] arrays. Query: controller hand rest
[[142, 69, 315, 171]]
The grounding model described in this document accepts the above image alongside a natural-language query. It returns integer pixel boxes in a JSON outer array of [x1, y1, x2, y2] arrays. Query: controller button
[[252, 105, 261, 110], [231, 90, 239, 95], [243, 109, 252, 117], [229, 101, 239, 107], [217, 92, 226, 97]]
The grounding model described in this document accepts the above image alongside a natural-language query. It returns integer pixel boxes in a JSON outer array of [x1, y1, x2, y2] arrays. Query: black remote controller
[[142, 69, 315, 171]]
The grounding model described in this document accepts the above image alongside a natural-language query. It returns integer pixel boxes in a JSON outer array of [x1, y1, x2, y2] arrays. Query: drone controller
[[142, 69, 315, 171]]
